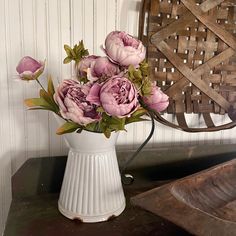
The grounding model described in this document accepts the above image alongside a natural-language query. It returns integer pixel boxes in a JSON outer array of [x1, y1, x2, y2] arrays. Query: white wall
[[0, 0, 236, 234], [0, 0, 12, 234]]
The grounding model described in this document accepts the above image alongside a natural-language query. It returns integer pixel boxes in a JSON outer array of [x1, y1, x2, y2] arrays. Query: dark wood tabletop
[[4, 151, 236, 236]]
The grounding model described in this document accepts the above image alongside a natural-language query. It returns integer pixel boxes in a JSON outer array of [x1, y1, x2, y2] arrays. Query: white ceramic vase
[[58, 130, 126, 223]]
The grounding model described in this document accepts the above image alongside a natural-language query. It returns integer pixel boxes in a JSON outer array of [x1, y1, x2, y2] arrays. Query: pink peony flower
[[76, 55, 98, 77], [86, 83, 101, 106], [100, 76, 138, 117], [54, 79, 101, 125], [228, 105, 236, 121], [16, 56, 44, 81], [104, 31, 146, 67], [143, 85, 169, 112], [91, 57, 120, 79]]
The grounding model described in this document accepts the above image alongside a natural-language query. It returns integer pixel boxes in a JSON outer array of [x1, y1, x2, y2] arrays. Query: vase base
[[58, 201, 126, 223]]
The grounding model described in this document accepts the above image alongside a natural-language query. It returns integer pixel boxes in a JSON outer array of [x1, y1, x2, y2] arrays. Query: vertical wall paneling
[[7, 0, 27, 174], [22, 0, 40, 160], [35, 0, 50, 158], [83, 0, 94, 54], [94, 0, 107, 55], [70, 0, 83, 78], [58, 0, 72, 154], [70, 0, 83, 48], [106, 0, 117, 33], [46, 0, 67, 156], [0, 0, 12, 234]]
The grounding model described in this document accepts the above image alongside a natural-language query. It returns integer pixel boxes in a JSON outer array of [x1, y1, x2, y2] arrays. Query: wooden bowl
[[131, 159, 236, 236]]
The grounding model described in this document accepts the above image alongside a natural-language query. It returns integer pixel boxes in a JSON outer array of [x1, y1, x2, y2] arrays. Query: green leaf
[[125, 108, 148, 124], [24, 98, 51, 108], [131, 108, 147, 117], [85, 122, 101, 132], [63, 40, 89, 64], [47, 76, 55, 95], [39, 89, 59, 112], [141, 78, 152, 96], [133, 69, 142, 80], [70, 47, 77, 58], [96, 107, 105, 113], [102, 115, 126, 131], [125, 117, 148, 124], [104, 129, 111, 138], [56, 121, 81, 135], [140, 61, 149, 77], [63, 57, 72, 64], [128, 65, 135, 80], [64, 44, 72, 57], [128, 65, 146, 93]]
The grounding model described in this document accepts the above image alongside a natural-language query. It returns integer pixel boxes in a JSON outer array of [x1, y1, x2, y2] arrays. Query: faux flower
[[18, 31, 170, 137], [54, 79, 101, 125], [16, 56, 44, 81], [228, 105, 236, 121], [104, 31, 146, 67], [143, 84, 169, 112], [76, 55, 98, 77], [91, 57, 120, 79], [86, 83, 101, 106], [100, 76, 138, 117]]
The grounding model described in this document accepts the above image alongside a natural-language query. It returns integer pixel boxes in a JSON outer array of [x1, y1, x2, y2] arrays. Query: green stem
[[36, 78, 46, 92]]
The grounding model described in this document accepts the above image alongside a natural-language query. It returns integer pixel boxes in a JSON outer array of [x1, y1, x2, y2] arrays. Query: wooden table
[[4, 152, 236, 236]]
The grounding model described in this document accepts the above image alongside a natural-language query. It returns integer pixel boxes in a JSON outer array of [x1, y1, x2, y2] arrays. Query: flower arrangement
[[16, 31, 169, 138]]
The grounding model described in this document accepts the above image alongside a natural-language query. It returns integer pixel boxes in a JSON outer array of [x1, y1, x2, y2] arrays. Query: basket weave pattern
[[140, 0, 236, 131]]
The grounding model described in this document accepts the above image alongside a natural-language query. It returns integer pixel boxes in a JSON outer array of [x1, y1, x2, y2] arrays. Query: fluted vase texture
[[58, 130, 126, 223]]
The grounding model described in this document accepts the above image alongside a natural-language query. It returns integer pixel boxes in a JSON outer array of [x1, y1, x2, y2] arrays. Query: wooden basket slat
[[139, 0, 236, 131]]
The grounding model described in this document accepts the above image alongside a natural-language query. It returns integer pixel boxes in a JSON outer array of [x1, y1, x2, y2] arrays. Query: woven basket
[[139, 0, 236, 132]]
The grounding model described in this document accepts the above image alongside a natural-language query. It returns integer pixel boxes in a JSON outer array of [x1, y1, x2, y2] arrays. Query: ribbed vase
[[58, 131, 126, 223]]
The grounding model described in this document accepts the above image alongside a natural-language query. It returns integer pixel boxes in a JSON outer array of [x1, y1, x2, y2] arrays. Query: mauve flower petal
[[16, 56, 42, 74], [143, 85, 169, 112], [149, 101, 169, 112], [100, 76, 138, 117], [54, 93, 67, 112], [16, 56, 45, 80], [92, 57, 120, 78], [54, 79, 101, 125], [105, 31, 146, 67], [228, 105, 236, 121], [76, 55, 99, 77], [86, 83, 101, 105]]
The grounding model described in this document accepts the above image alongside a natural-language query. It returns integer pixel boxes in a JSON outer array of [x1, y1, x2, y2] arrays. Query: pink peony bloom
[[104, 31, 146, 67], [143, 85, 169, 112], [86, 83, 101, 106], [91, 57, 120, 79], [228, 105, 236, 121], [100, 76, 138, 117], [16, 56, 44, 81], [76, 55, 98, 77], [54, 79, 101, 125]]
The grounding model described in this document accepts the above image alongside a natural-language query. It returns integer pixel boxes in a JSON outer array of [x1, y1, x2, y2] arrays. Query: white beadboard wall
[[0, 0, 236, 234], [0, 0, 12, 234]]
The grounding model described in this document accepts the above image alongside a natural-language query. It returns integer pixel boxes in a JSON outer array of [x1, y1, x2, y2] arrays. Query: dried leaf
[[56, 121, 81, 135]]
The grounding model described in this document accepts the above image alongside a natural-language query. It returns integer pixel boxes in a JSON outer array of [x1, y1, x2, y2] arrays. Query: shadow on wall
[[119, 0, 141, 36]]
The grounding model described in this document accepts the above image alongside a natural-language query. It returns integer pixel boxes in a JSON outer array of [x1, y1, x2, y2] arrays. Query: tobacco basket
[[139, 0, 236, 132]]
